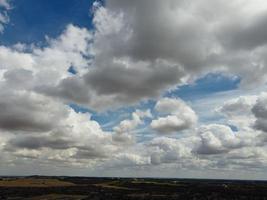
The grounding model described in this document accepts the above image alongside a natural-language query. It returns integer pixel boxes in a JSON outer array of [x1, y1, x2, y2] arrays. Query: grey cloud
[[0, 91, 67, 132], [84, 60, 184, 105], [72, 0, 215, 109], [104, 0, 214, 68], [7, 135, 72, 150], [252, 93, 267, 132], [151, 98, 197, 133], [91, 0, 267, 94], [196, 135, 229, 155], [37, 76, 91, 105], [72, 147, 108, 159], [254, 119, 267, 133], [218, 12, 267, 50], [3, 68, 33, 89], [252, 95, 267, 119], [22, 0, 267, 111]]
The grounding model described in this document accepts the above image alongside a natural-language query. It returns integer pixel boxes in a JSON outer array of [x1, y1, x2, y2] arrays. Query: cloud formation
[[3, 0, 267, 110], [113, 109, 152, 144], [1, 0, 267, 177], [151, 98, 197, 133], [252, 93, 267, 133]]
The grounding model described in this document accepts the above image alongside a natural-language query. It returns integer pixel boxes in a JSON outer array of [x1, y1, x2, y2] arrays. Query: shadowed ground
[[0, 176, 267, 199]]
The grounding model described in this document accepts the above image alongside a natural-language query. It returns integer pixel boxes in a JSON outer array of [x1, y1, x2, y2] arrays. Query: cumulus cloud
[[149, 137, 194, 165], [7, 135, 73, 150], [90, 0, 267, 90], [218, 92, 267, 146], [3, 109, 119, 164], [194, 124, 257, 155], [217, 95, 257, 129], [252, 92, 267, 133], [0, 47, 33, 71], [84, 60, 184, 107], [112, 109, 151, 144], [195, 125, 239, 155], [0, 23, 120, 169], [151, 98, 197, 133], [114, 109, 152, 134], [218, 96, 257, 117], [210, 92, 267, 153], [0, 91, 68, 132]]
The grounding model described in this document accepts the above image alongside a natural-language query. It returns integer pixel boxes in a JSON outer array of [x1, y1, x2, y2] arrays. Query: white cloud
[[3, 108, 120, 167], [104, 153, 150, 168], [217, 95, 257, 129], [214, 92, 267, 147], [148, 136, 194, 165], [0, 46, 34, 70], [194, 124, 258, 155], [151, 98, 197, 133], [218, 96, 257, 117], [112, 109, 151, 144], [114, 109, 151, 134], [151, 115, 190, 133], [195, 124, 240, 155]]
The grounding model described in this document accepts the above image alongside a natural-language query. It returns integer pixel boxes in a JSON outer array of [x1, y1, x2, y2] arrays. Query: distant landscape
[[1, 176, 267, 199], [2, 1, 267, 200]]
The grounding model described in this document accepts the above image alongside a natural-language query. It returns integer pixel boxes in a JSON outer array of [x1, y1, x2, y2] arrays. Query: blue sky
[[70, 73, 241, 131], [1, 0, 267, 179], [0, 0, 96, 45], [168, 73, 240, 101]]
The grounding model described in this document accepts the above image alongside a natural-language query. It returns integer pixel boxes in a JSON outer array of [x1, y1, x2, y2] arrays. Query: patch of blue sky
[[166, 73, 241, 102], [69, 98, 157, 130], [69, 73, 241, 132], [69, 103, 136, 131], [94, 109, 133, 131], [0, 0, 98, 45], [69, 103, 91, 114], [229, 124, 238, 132], [163, 73, 241, 127], [68, 66, 77, 75]]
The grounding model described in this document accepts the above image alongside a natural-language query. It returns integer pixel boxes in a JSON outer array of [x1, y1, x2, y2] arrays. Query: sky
[[1, 0, 267, 180]]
